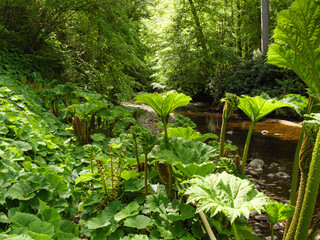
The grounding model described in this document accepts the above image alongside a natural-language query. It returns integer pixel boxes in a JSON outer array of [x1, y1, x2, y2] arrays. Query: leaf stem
[[198, 211, 217, 240], [219, 115, 227, 157], [284, 132, 303, 237], [294, 128, 320, 240], [241, 121, 255, 175], [144, 153, 148, 196], [231, 222, 240, 240]]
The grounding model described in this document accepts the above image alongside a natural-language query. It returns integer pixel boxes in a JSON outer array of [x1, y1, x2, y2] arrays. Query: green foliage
[[135, 92, 192, 126], [215, 157, 239, 176], [238, 94, 293, 122], [155, 139, 218, 178], [265, 202, 295, 225], [268, 0, 320, 100], [280, 94, 309, 116], [0, 0, 151, 95], [166, 127, 201, 140], [171, 114, 197, 129], [0, 75, 273, 239], [209, 58, 306, 99], [185, 172, 270, 223]]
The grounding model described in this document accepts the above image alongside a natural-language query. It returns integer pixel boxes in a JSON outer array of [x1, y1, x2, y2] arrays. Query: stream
[[175, 103, 320, 239]]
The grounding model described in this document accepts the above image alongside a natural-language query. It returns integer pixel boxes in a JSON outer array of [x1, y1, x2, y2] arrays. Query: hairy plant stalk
[[144, 154, 148, 196], [294, 128, 320, 240], [231, 222, 240, 240], [285, 173, 308, 240], [198, 211, 217, 240], [241, 121, 255, 175], [271, 222, 275, 240], [289, 133, 303, 206], [285, 125, 317, 240], [219, 116, 227, 157], [95, 159, 109, 202], [82, 118, 89, 145], [308, 214, 320, 239], [219, 93, 238, 158], [73, 115, 83, 145], [284, 133, 303, 237]]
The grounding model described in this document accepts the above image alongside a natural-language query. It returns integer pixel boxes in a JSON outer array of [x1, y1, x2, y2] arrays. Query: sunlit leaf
[[185, 172, 270, 223], [238, 95, 292, 122], [135, 92, 191, 124], [268, 0, 320, 99], [265, 201, 295, 225]]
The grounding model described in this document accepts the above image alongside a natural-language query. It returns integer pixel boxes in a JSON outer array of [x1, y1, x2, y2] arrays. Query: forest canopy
[[0, 0, 304, 101]]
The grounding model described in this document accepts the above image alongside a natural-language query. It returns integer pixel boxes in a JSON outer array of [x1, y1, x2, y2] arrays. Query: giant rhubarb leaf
[[185, 172, 270, 223]]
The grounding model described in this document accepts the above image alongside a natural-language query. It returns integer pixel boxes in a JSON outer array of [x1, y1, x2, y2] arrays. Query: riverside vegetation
[[0, 0, 320, 239]]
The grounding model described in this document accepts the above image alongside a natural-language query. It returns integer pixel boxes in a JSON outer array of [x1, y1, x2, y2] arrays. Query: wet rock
[[227, 130, 233, 135], [256, 167, 264, 172], [273, 224, 280, 231], [267, 173, 276, 178], [226, 139, 232, 144], [255, 215, 269, 221], [249, 159, 265, 169], [265, 183, 276, 187], [266, 236, 278, 240], [249, 170, 260, 177], [269, 162, 279, 168], [250, 209, 259, 217], [255, 222, 267, 229], [275, 172, 290, 180]]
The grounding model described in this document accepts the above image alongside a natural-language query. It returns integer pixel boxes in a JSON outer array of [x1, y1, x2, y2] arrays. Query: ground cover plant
[[0, 76, 299, 239], [1, 0, 320, 239]]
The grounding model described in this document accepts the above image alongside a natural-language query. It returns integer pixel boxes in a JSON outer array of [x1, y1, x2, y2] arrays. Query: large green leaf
[[28, 221, 55, 237], [268, 0, 320, 100], [166, 127, 201, 140], [123, 215, 153, 229], [11, 212, 41, 228], [144, 194, 170, 215], [265, 201, 295, 225], [134, 92, 191, 123], [280, 94, 308, 116], [86, 201, 120, 230], [185, 172, 270, 223], [114, 201, 140, 222], [238, 95, 292, 122], [6, 182, 36, 200], [155, 139, 218, 178]]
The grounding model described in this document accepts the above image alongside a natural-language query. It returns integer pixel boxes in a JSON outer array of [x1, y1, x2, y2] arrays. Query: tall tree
[[261, 0, 270, 54]]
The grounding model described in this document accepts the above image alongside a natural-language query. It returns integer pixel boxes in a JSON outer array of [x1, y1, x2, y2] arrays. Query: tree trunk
[[261, 0, 270, 55]]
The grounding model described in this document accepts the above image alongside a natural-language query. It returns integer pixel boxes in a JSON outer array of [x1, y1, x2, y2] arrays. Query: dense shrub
[[208, 57, 306, 100]]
